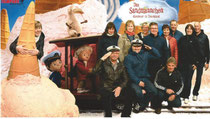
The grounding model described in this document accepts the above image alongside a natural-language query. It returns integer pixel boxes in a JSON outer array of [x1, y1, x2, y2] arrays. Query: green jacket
[[92, 58, 129, 91]]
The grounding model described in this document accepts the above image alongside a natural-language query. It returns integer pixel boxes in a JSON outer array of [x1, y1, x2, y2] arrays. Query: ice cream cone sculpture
[[1, 9, 10, 49], [8, 1, 40, 79]]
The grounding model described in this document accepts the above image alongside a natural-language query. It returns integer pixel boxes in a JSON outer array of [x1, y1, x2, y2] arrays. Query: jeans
[[193, 63, 204, 96], [131, 78, 158, 108]]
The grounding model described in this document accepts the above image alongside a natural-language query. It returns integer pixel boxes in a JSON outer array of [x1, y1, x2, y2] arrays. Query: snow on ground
[[80, 112, 209, 118]]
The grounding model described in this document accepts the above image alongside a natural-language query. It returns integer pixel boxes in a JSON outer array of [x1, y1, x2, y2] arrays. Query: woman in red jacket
[[162, 24, 178, 65]]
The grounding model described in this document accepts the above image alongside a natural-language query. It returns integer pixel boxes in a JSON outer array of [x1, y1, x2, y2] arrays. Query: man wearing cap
[[124, 39, 160, 112], [92, 45, 133, 117]]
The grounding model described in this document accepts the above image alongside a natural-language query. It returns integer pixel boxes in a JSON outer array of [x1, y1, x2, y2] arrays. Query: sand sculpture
[[1, 2, 79, 117], [1, 9, 10, 49]]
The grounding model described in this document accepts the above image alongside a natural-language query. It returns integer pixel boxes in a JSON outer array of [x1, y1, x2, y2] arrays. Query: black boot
[[155, 108, 161, 114]]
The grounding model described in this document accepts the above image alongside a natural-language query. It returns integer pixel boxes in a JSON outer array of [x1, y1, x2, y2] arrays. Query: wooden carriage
[[49, 35, 103, 109]]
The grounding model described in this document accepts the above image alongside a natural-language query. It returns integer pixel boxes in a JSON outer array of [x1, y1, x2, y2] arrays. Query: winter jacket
[[98, 33, 119, 58], [76, 60, 90, 81], [154, 68, 184, 95], [170, 29, 184, 43], [10, 32, 45, 59], [178, 35, 203, 68], [137, 32, 148, 41], [143, 33, 169, 66], [50, 71, 65, 88], [118, 33, 139, 62], [195, 30, 209, 64], [124, 47, 160, 85], [162, 35, 178, 64], [92, 58, 128, 92]]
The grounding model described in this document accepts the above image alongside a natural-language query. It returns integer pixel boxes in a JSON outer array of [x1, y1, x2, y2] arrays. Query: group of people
[[9, 19, 209, 117], [96, 20, 209, 117]]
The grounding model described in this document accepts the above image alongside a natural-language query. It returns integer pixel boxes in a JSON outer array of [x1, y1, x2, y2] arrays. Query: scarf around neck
[[126, 30, 135, 36]]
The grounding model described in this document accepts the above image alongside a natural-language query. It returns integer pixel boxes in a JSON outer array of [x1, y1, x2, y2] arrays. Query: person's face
[[186, 27, 193, 35], [132, 45, 142, 53], [163, 28, 170, 37], [166, 62, 176, 73], [79, 50, 91, 61], [150, 25, 158, 36], [170, 21, 177, 32], [35, 27, 42, 37], [142, 25, 149, 34], [127, 23, 134, 32], [110, 51, 120, 61], [194, 23, 201, 33], [50, 59, 62, 72], [108, 27, 115, 35]]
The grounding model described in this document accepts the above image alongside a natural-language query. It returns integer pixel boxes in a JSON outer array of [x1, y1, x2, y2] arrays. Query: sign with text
[[118, 0, 178, 25]]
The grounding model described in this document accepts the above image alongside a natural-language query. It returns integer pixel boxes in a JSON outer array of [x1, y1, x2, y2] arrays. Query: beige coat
[[118, 34, 139, 62]]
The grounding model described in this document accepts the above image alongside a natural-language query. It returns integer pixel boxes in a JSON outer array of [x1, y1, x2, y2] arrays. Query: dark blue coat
[[124, 48, 160, 85], [49, 71, 64, 88], [195, 30, 209, 64], [98, 34, 119, 58], [170, 29, 184, 43], [143, 33, 169, 66]]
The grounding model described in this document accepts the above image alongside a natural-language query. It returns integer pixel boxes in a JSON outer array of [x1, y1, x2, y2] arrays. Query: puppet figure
[[74, 45, 93, 93], [43, 50, 64, 88]]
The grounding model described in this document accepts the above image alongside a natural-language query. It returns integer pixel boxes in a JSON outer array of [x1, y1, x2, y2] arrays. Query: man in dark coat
[[170, 20, 184, 43], [124, 39, 160, 113], [92, 45, 133, 117], [154, 57, 183, 114], [143, 22, 169, 82], [192, 22, 210, 101]]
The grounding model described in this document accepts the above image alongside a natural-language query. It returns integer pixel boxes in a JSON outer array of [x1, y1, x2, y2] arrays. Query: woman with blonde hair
[[10, 20, 45, 59], [118, 20, 139, 62]]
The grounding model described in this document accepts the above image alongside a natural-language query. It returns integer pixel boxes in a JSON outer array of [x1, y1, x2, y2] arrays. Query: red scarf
[[126, 31, 135, 36]]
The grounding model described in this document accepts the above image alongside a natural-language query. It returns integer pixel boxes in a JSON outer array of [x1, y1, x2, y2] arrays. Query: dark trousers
[[156, 90, 181, 108], [131, 78, 158, 108], [148, 62, 162, 83], [193, 63, 204, 96], [179, 64, 194, 99], [100, 87, 133, 117]]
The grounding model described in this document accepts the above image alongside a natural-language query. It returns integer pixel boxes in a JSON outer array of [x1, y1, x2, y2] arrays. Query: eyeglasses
[[151, 28, 158, 29]]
